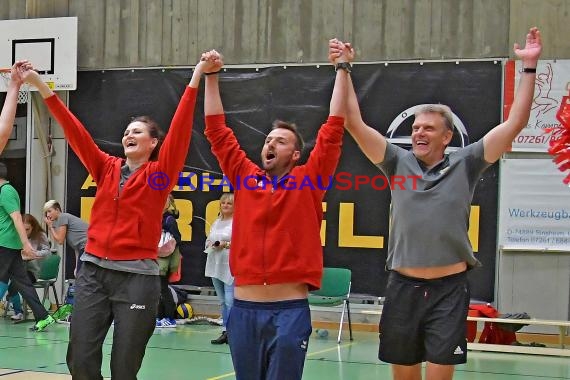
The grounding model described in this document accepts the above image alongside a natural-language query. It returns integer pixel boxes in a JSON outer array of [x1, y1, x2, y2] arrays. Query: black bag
[[168, 285, 189, 306]]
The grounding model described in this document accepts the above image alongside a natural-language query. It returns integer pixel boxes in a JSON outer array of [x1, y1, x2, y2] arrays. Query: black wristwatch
[[520, 67, 537, 74], [335, 62, 352, 73]]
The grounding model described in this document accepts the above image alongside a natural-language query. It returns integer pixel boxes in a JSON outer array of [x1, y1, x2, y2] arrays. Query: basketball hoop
[[0, 68, 29, 104]]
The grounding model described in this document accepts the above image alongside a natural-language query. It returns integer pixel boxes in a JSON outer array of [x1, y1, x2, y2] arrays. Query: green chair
[[309, 267, 353, 343], [33, 254, 61, 311], [7, 254, 61, 321]]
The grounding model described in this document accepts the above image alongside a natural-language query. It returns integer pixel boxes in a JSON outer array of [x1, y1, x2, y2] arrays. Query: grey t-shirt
[[53, 213, 88, 252], [377, 140, 490, 269]]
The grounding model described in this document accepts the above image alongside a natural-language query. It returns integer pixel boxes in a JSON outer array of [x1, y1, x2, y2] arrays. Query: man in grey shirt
[[44, 200, 88, 276], [330, 27, 542, 380]]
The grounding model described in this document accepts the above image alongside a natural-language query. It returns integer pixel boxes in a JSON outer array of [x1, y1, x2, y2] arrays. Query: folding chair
[[308, 267, 353, 343], [34, 254, 61, 309], [7, 254, 61, 321]]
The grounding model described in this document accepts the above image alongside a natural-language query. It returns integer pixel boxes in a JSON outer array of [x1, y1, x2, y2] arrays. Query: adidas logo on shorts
[[454, 346, 464, 355]]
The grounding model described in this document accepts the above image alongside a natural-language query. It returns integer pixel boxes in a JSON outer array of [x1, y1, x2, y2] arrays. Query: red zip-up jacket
[[205, 114, 344, 290], [44, 87, 197, 260]]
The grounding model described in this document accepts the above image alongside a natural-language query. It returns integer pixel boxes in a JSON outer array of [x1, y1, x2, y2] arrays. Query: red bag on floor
[[478, 323, 516, 345], [469, 304, 516, 345]]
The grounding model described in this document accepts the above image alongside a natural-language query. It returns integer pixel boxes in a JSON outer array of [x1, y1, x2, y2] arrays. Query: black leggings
[[0, 247, 49, 321]]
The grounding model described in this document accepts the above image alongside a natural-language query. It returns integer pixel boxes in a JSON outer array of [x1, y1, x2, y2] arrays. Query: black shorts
[[378, 270, 470, 365]]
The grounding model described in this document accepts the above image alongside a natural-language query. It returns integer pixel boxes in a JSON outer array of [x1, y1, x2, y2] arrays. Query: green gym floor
[[0, 318, 569, 380]]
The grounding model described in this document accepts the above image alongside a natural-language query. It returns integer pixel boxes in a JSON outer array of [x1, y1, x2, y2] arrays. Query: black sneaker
[[211, 331, 228, 344]]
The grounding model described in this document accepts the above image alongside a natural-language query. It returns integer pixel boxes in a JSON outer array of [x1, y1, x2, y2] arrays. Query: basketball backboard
[[0, 17, 77, 91]]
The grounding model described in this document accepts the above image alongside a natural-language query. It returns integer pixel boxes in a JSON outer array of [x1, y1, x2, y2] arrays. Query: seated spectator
[[6, 214, 51, 321], [156, 194, 182, 328]]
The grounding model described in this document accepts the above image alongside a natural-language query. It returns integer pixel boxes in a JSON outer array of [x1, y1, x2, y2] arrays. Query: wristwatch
[[335, 62, 352, 73], [520, 67, 537, 74]]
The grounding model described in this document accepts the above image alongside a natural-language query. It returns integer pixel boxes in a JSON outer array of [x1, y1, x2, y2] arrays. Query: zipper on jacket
[[260, 175, 274, 285], [106, 163, 141, 259], [105, 185, 120, 260], [105, 164, 128, 259], [260, 173, 289, 284]]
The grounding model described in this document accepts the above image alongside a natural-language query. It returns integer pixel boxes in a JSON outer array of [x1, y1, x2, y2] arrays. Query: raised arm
[[203, 50, 225, 116], [329, 41, 387, 165], [328, 40, 349, 118], [155, 55, 211, 181], [303, 39, 350, 180], [0, 61, 32, 153], [203, 50, 257, 184], [22, 67, 110, 182], [45, 216, 67, 245], [483, 27, 543, 163]]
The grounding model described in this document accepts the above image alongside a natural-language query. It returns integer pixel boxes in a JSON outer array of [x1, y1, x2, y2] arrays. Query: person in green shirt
[[0, 61, 55, 329], [0, 163, 55, 331]]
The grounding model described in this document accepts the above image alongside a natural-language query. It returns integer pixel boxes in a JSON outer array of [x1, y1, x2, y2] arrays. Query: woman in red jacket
[[22, 53, 221, 380]]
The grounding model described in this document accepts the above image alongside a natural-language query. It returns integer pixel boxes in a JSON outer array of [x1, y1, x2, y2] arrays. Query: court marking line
[[205, 342, 356, 380], [0, 370, 25, 377]]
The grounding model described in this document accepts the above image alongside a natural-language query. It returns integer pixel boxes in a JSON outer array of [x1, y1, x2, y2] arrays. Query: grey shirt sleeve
[[376, 142, 405, 177]]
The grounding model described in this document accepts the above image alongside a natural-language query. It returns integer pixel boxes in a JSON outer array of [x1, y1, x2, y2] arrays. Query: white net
[[0, 70, 30, 104]]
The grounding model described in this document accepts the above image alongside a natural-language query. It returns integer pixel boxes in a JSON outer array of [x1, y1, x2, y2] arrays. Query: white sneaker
[[10, 313, 24, 321]]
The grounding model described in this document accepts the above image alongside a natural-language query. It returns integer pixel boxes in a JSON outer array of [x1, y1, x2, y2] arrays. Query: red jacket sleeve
[[204, 114, 259, 185], [157, 86, 198, 185], [304, 116, 345, 182], [44, 94, 111, 182]]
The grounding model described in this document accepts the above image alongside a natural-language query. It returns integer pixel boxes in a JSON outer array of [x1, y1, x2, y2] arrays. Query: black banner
[[66, 61, 501, 301]]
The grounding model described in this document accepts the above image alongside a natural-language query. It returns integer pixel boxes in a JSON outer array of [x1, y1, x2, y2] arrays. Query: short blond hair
[[43, 199, 61, 213]]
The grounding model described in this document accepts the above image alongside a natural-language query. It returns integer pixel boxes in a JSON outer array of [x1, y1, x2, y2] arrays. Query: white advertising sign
[[512, 60, 570, 152], [499, 159, 570, 251]]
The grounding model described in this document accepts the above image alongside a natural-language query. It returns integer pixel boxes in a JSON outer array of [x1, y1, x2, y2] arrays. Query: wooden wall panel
[[124, 0, 140, 66], [510, 0, 570, 59], [304, 0, 344, 63], [412, 0, 433, 59], [385, 0, 415, 59], [170, 0, 191, 65], [0, 0, 567, 68], [351, 0, 385, 61], [26, 0, 70, 18], [142, 0, 163, 66], [471, 0, 509, 57], [268, 0, 302, 62], [232, 0, 261, 62], [0, 0, 26, 19], [104, 0, 121, 67], [69, 0, 105, 68], [197, 0, 223, 60]]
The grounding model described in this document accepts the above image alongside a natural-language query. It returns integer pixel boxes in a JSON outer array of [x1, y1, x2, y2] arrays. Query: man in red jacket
[[203, 42, 351, 380]]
